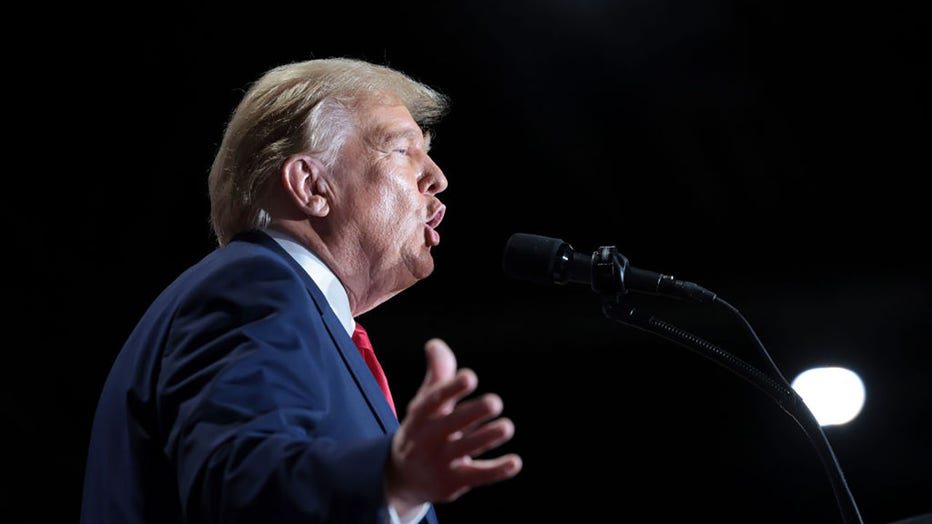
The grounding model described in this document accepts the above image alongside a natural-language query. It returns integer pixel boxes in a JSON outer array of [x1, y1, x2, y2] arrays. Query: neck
[[267, 220, 385, 315]]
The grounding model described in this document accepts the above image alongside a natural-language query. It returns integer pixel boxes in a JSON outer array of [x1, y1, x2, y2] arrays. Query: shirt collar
[[263, 228, 355, 336]]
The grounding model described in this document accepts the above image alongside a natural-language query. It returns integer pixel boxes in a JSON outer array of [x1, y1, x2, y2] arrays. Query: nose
[[419, 155, 448, 195]]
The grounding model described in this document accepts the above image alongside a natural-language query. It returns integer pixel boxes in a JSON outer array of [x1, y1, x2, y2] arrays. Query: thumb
[[422, 338, 457, 388]]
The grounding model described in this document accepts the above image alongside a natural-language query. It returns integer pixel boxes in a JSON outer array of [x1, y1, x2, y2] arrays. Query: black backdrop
[[10, 1, 931, 522]]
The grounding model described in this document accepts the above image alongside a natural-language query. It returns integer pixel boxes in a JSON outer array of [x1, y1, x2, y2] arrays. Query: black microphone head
[[502, 233, 571, 285]]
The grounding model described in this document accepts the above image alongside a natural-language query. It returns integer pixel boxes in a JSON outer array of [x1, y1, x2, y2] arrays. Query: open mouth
[[426, 205, 445, 229], [425, 205, 446, 246]]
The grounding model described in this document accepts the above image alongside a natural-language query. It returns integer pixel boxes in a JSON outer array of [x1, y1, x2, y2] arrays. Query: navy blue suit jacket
[[81, 230, 438, 524]]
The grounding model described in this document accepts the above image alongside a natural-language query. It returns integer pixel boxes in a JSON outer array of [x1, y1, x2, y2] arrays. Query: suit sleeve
[[156, 252, 392, 523]]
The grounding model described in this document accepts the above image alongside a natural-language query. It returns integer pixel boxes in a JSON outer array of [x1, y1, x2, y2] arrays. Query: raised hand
[[384, 338, 523, 512]]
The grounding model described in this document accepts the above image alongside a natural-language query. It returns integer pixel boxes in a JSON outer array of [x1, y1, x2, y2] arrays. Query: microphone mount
[[590, 245, 674, 297], [501, 232, 864, 524], [556, 240, 716, 303]]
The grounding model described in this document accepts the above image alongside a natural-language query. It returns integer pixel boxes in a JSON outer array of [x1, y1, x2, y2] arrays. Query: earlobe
[[282, 155, 331, 217]]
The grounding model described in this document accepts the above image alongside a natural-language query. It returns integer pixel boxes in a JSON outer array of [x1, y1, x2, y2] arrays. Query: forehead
[[358, 102, 425, 143]]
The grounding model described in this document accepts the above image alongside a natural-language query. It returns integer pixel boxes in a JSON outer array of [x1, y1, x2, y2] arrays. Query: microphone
[[502, 233, 717, 303]]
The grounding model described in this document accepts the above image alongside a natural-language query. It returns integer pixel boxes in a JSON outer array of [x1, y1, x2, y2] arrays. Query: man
[[81, 57, 522, 523]]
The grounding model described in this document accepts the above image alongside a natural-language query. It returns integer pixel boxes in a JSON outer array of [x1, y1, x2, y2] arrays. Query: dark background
[[9, 1, 930, 522]]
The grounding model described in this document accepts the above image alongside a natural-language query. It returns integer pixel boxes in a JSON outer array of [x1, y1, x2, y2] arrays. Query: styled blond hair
[[207, 57, 449, 246]]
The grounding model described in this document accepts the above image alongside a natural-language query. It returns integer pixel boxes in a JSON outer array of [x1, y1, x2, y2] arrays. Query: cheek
[[370, 182, 419, 237]]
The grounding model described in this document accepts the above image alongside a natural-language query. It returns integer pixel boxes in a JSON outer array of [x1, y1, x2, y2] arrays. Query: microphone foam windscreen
[[502, 233, 565, 285]]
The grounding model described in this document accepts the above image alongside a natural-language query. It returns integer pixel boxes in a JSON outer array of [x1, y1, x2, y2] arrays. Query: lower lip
[[425, 226, 440, 246]]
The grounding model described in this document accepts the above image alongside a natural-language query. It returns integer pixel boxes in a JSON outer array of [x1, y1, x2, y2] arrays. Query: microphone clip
[[592, 246, 627, 296]]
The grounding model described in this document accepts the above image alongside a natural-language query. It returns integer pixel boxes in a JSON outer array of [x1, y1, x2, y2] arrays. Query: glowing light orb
[[791, 367, 866, 426]]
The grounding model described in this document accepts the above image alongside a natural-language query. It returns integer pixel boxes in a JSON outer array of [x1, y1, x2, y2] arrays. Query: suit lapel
[[325, 314, 400, 432], [235, 230, 399, 433]]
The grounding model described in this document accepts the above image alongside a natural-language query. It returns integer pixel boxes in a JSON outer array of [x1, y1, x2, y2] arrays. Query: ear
[[282, 155, 331, 217]]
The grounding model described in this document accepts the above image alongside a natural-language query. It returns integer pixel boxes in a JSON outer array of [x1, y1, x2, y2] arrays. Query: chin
[[409, 252, 436, 282], [414, 260, 435, 281]]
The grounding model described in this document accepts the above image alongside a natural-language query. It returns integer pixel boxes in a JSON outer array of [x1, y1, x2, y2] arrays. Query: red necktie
[[351, 323, 396, 417]]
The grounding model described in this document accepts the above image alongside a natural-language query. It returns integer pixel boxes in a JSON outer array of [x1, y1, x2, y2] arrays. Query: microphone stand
[[600, 294, 863, 524]]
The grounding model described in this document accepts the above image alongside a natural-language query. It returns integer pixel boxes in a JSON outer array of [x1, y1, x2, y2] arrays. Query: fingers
[[450, 453, 523, 489], [436, 393, 504, 443], [446, 415, 515, 460], [389, 337, 523, 505], [421, 338, 457, 388], [408, 339, 478, 424]]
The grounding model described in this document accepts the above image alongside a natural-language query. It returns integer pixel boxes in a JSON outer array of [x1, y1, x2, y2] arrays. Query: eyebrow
[[379, 127, 432, 152]]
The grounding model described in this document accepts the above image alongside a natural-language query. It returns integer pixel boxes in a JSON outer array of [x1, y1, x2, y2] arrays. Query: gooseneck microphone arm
[[502, 233, 863, 524], [602, 298, 862, 524]]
